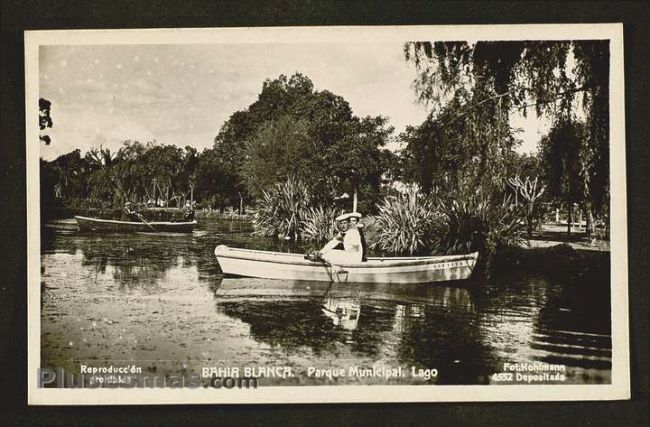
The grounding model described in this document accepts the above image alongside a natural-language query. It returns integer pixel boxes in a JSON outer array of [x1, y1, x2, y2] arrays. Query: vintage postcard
[[26, 24, 629, 404]]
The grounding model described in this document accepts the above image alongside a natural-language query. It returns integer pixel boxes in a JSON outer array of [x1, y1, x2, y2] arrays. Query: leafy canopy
[[402, 40, 609, 214], [214, 73, 394, 207]]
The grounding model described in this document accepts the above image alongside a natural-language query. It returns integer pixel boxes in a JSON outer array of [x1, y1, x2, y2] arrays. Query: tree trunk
[[582, 202, 594, 239], [567, 203, 572, 236]]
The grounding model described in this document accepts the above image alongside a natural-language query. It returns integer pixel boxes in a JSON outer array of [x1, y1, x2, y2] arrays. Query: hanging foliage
[[403, 40, 610, 219]]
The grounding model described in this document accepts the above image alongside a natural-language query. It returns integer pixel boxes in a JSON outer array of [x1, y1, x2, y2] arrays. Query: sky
[[39, 43, 548, 161]]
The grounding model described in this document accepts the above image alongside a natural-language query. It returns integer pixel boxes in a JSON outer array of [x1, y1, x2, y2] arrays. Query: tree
[[506, 152, 544, 182], [404, 40, 610, 227], [142, 144, 186, 206], [397, 118, 444, 195], [325, 115, 394, 212], [213, 110, 258, 209], [39, 98, 53, 145], [242, 116, 313, 198], [539, 119, 594, 236], [42, 140, 216, 211], [194, 148, 234, 212], [84, 147, 117, 207], [214, 73, 393, 209], [104, 141, 190, 206], [181, 146, 199, 205], [41, 149, 93, 206], [111, 141, 150, 203], [85, 146, 115, 169], [507, 175, 546, 239], [397, 87, 520, 197]]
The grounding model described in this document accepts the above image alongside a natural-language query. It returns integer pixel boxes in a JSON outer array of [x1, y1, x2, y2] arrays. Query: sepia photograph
[[25, 24, 628, 404]]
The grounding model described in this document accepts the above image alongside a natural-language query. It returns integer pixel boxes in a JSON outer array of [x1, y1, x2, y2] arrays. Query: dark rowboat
[[214, 245, 479, 285], [75, 215, 197, 233]]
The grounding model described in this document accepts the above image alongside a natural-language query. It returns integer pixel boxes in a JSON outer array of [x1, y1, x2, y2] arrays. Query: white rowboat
[[214, 245, 479, 284], [75, 215, 197, 233]]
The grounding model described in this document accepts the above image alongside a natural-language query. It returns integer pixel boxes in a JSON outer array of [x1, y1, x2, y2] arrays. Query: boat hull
[[214, 245, 478, 284], [75, 216, 197, 233]]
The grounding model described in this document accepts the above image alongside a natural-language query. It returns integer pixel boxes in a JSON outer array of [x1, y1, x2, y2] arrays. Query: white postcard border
[[26, 24, 629, 405]]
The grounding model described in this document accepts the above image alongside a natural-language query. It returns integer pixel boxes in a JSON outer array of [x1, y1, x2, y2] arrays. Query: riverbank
[[525, 222, 610, 252]]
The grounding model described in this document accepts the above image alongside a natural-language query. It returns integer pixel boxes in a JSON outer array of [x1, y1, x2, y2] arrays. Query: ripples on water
[[40, 217, 612, 385]]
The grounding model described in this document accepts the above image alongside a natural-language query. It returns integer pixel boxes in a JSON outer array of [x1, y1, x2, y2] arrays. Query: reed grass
[[301, 206, 338, 243], [368, 187, 445, 255], [252, 177, 310, 240]]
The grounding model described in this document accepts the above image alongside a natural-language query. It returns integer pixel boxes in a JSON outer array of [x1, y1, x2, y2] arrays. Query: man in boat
[[349, 212, 368, 262], [317, 213, 363, 264], [182, 202, 195, 222], [121, 201, 141, 222]]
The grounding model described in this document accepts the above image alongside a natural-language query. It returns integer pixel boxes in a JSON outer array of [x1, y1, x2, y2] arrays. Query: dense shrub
[[366, 185, 525, 260], [252, 177, 310, 240], [436, 188, 525, 256], [301, 206, 338, 244], [368, 187, 445, 255]]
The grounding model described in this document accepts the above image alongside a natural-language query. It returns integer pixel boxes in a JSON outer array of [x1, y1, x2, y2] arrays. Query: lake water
[[40, 216, 612, 386]]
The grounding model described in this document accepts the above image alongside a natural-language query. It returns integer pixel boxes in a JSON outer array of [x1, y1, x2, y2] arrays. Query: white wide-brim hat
[[349, 212, 362, 219], [335, 213, 352, 222]]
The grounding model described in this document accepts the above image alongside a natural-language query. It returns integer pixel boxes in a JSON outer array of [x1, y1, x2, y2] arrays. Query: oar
[[319, 281, 336, 302], [319, 254, 348, 282], [305, 250, 337, 282], [136, 212, 157, 232]]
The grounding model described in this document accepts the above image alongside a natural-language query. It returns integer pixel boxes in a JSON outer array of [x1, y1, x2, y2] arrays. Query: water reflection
[[210, 278, 493, 384], [473, 274, 612, 383], [42, 218, 239, 290], [40, 217, 612, 384], [531, 268, 612, 380], [322, 295, 361, 331]]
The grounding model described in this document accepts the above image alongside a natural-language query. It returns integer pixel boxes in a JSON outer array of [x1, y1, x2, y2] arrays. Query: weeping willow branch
[[447, 85, 591, 125], [511, 85, 591, 113]]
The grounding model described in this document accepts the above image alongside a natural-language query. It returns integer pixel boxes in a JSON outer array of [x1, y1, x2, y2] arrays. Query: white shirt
[[322, 228, 362, 264], [343, 228, 361, 254]]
